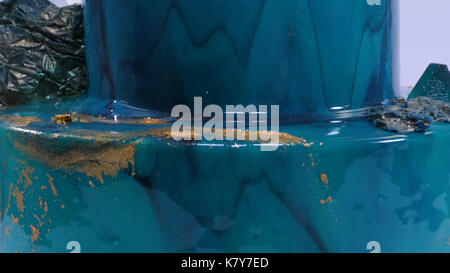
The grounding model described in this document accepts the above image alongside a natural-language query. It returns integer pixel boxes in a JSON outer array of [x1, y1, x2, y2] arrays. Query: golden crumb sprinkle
[[320, 196, 334, 205], [52, 114, 77, 125], [320, 173, 329, 185], [30, 225, 40, 242]]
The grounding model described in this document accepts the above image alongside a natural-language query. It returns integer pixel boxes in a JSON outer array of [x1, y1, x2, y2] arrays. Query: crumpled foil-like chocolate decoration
[[0, 0, 86, 106]]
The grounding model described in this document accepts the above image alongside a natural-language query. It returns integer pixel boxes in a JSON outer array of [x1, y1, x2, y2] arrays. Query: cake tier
[[85, 0, 398, 120], [0, 102, 448, 253]]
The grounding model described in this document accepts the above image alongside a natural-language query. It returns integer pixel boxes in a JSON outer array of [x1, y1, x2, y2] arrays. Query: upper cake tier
[[85, 0, 398, 121]]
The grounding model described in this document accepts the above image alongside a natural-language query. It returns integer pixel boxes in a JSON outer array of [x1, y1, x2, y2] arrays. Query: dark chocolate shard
[[0, 0, 86, 106], [409, 63, 450, 102], [369, 97, 449, 133]]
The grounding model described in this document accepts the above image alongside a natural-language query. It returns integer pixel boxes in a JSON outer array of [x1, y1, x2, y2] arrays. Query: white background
[[399, 0, 450, 88]]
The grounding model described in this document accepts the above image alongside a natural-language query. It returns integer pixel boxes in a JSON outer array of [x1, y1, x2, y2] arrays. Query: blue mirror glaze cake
[[85, 0, 398, 120], [1, 0, 450, 253]]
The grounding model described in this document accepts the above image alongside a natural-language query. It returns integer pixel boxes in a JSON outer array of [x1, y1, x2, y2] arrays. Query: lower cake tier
[[85, 0, 397, 120], [0, 107, 449, 253]]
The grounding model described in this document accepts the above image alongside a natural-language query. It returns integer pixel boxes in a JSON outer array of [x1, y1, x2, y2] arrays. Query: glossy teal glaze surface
[[85, 0, 398, 120], [0, 102, 449, 253], [1, 0, 448, 253]]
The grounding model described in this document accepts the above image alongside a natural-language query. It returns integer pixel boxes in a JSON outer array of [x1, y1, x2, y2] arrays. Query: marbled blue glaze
[[0, 102, 449, 253], [85, 0, 398, 120], [2, 1, 448, 254]]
